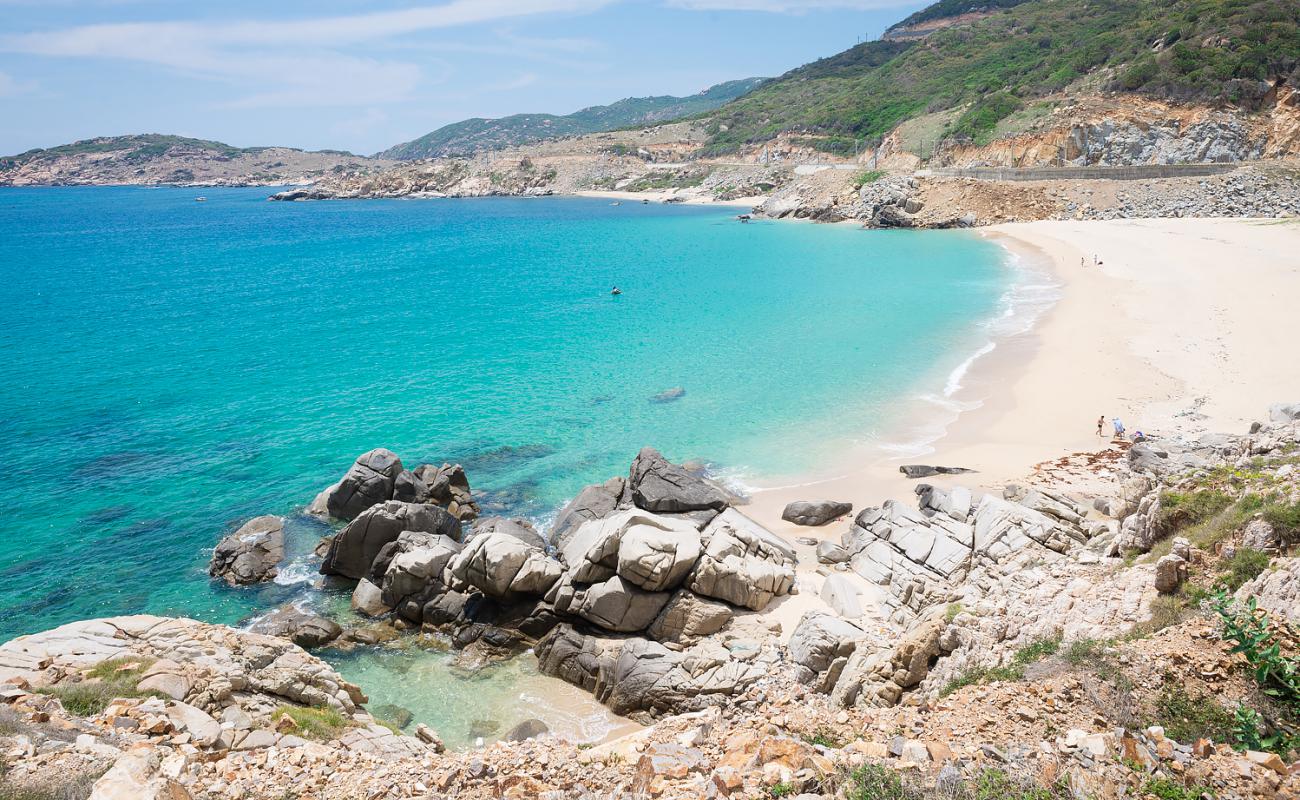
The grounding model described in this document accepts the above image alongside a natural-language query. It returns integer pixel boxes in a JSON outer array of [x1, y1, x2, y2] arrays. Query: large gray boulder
[[413, 463, 480, 521], [615, 516, 702, 592], [449, 532, 563, 598], [209, 516, 284, 585], [647, 591, 733, 643], [534, 626, 765, 717], [781, 501, 852, 527], [788, 611, 864, 687], [320, 501, 462, 579], [558, 510, 704, 592], [392, 469, 429, 504], [325, 449, 404, 521], [473, 517, 546, 550], [552, 575, 672, 633], [247, 605, 342, 649], [550, 477, 625, 547], [627, 447, 730, 513], [687, 509, 796, 611], [378, 531, 463, 609]]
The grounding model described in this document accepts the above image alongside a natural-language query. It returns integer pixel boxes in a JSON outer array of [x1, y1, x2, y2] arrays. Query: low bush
[[1263, 500, 1300, 543], [1222, 547, 1271, 590], [852, 169, 886, 188], [35, 657, 157, 717], [270, 705, 349, 741], [1156, 490, 1233, 536]]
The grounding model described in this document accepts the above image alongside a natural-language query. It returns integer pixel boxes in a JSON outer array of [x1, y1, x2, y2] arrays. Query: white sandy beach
[[740, 217, 1300, 633]]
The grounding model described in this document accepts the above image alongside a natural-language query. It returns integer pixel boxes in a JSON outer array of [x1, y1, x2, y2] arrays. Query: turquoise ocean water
[[0, 187, 1015, 743]]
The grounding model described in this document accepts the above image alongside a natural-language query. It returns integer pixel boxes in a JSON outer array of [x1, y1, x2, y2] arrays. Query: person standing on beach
[[1113, 417, 1125, 439], [1097, 416, 1106, 437]]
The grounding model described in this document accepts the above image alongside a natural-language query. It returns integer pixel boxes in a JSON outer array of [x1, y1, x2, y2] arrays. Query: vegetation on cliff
[[701, 0, 1300, 156], [379, 78, 766, 160]]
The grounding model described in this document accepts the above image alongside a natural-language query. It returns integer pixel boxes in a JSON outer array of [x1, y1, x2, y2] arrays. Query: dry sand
[[737, 218, 1300, 635]]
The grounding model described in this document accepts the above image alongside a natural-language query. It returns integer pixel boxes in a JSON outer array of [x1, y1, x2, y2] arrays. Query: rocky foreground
[[3, 408, 1300, 799]]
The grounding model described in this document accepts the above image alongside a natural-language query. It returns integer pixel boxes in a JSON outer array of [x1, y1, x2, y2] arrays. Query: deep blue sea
[[0, 186, 1014, 743]]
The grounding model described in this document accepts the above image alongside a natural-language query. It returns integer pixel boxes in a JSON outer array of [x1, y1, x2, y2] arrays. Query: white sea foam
[[273, 558, 317, 587], [873, 242, 1062, 460]]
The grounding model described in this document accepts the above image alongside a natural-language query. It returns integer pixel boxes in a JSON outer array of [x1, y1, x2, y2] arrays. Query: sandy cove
[[741, 217, 1300, 633]]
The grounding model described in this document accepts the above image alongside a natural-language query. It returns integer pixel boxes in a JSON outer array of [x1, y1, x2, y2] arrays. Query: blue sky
[[0, 1, 930, 156]]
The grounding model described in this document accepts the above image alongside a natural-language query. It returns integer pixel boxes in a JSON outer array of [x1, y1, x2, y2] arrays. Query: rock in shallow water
[[321, 500, 462, 580], [209, 515, 284, 585], [326, 448, 404, 521]]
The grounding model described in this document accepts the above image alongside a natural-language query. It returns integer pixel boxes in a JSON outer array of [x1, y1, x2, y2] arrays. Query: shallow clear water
[[0, 186, 1010, 742]]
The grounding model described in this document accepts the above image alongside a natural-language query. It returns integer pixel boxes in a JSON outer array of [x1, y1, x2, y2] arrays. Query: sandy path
[[735, 218, 1300, 634]]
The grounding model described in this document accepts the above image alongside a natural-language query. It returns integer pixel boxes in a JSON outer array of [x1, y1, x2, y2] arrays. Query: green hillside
[[702, 0, 1300, 156], [379, 78, 766, 160]]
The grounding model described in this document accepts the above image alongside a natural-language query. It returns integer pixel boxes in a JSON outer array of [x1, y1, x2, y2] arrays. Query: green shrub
[[270, 705, 350, 741], [852, 169, 886, 188], [1157, 490, 1233, 536], [940, 665, 1024, 697], [769, 783, 796, 799], [1012, 635, 1061, 665], [1263, 501, 1300, 543], [845, 764, 917, 800], [803, 728, 844, 748], [1141, 777, 1206, 800], [1213, 592, 1300, 712], [1222, 547, 1271, 590]]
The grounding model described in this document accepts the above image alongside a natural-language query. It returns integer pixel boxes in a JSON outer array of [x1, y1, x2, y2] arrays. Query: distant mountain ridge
[[377, 78, 766, 161], [0, 134, 383, 187]]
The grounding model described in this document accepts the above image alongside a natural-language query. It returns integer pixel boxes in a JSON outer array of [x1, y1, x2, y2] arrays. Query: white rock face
[[687, 509, 796, 611], [1237, 556, 1300, 625], [89, 750, 191, 800]]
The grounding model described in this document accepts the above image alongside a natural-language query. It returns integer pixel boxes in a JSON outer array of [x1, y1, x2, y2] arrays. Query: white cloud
[[0, 70, 36, 96], [666, 0, 914, 11], [0, 0, 613, 107]]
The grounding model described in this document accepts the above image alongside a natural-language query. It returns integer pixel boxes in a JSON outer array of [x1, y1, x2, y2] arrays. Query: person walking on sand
[[1097, 415, 1106, 437], [1112, 417, 1125, 439]]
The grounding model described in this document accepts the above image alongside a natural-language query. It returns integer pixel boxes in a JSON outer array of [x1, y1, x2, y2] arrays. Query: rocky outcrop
[[780, 500, 852, 527], [647, 591, 733, 643], [627, 447, 731, 513], [687, 509, 796, 611], [549, 477, 626, 547], [535, 625, 770, 717], [209, 516, 284, 585], [320, 501, 461, 580], [0, 616, 366, 721], [325, 449, 405, 521], [310, 450, 480, 523], [449, 531, 563, 599], [1237, 555, 1300, 625]]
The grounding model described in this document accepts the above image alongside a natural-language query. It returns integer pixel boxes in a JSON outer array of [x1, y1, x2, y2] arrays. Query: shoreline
[[738, 218, 1300, 553]]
